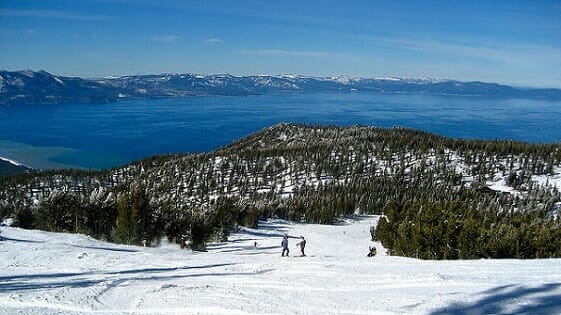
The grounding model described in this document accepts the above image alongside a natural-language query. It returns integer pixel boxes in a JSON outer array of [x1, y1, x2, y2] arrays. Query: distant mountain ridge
[[2, 69, 561, 105], [0, 70, 120, 105]]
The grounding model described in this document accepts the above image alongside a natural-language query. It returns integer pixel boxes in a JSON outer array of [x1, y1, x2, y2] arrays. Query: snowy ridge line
[[0, 155, 24, 167]]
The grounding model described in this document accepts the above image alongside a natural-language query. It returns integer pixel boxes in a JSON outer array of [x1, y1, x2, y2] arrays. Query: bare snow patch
[[54, 77, 65, 85]]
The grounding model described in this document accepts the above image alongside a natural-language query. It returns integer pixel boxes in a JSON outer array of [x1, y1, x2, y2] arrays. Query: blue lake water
[[1, 92, 560, 170]]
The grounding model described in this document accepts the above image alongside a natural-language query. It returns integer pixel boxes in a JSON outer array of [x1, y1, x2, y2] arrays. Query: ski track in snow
[[1, 216, 561, 314]]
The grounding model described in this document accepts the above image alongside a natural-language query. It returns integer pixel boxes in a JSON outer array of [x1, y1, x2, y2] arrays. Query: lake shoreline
[[0, 156, 26, 167]]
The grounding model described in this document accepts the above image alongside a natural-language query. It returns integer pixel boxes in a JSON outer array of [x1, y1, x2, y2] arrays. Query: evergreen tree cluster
[[1, 123, 560, 255], [29, 187, 116, 240], [374, 202, 561, 259]]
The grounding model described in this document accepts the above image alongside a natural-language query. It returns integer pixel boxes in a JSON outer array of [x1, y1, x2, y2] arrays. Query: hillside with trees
[[0, 159, 30, 177], [1, 123, 560, 258]]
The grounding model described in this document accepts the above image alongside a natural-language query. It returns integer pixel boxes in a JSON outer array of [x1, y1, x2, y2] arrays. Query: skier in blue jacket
[[281, 235, 289, 257]]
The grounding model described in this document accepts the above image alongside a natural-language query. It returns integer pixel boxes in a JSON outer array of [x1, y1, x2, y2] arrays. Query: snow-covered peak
[[374, 76, 403, 81], [404, 77, 451, 84], [19, 70, 36, 78], [276, 74, 315, 81], [332, 75, 354, 84], [279, 73, 300, 80]]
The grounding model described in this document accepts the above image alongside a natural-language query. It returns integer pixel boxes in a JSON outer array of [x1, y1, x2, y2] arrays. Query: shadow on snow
[[0, 262, 251, 292], [430, 282, 561, 315], [72, 244, 141, 253], [0, 235, 44, 243]]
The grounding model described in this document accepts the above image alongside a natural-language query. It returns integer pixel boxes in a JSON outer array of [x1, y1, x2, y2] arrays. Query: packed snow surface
[[1, 216, 560, 315]]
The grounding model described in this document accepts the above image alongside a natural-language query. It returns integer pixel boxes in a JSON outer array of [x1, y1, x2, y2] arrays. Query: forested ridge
[[0, 159, 30, 177], [1, 123, 560, 257]]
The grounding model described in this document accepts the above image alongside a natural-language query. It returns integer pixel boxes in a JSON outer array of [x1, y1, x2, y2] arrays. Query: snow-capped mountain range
[[2, 70, 561, 105]]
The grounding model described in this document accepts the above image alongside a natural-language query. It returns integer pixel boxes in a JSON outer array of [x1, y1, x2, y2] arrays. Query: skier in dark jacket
[[367, 246, 377, 257], [281, 235, 289, 257], [296, 236, 306, 256]]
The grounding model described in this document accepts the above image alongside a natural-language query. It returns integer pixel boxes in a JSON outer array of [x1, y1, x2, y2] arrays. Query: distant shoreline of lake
[[1, 92, 560, 170]]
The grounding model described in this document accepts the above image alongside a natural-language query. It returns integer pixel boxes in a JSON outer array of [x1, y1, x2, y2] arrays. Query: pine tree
[[112, 193, 139, 245]]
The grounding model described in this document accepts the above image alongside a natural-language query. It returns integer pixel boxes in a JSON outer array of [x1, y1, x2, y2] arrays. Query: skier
[[281, 235, 289, 257], [367, 246, 377, 257], [296, 236, 306, 257]]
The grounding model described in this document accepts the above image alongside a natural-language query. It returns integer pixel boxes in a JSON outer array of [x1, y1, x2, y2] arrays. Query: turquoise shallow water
[[1, 92, 560, 169]]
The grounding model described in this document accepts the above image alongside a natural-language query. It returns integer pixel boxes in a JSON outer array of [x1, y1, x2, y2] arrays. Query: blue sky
[[1, 0, 560, 87]]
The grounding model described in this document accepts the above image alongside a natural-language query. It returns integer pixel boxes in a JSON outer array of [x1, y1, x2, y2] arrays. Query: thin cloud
[[0, 9, 108, 21], [0, 29, 36, 37], [150, 35, 179, 43], [376, 37, 561, 66], [204, 38, 223, 44], [360, 35, 561, 87], [234, 49, 331, 58]]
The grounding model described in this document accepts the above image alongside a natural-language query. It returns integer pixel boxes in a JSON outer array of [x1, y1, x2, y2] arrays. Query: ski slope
[[1, 216, 560, 314]]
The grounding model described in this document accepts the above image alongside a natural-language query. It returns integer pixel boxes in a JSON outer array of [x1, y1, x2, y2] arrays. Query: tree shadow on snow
[[0, 235, 44, 243], [109, 262, 237, 275], [223, 237, 260, 244], [430, 283, 561, 315], [0, 262, 240, 293], [72, 244, 141, 253], [239, 220, 308, 239], [0, 272, 85, 282], [207, 245, 278, 253], [239, 228, 288, 239]]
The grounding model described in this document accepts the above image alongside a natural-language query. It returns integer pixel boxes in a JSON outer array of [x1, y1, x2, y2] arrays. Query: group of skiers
[[281, 234, 306, 257], [280, 234, 376, 257]]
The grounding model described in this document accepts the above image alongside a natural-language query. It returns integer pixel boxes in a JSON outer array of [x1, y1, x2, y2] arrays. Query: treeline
[[11, 182, 261, 250], [374, 202, 561, 259]]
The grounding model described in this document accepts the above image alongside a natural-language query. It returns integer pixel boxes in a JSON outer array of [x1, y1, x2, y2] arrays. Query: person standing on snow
[[281, 235, 289, 257], [296, 236, 306, 256]]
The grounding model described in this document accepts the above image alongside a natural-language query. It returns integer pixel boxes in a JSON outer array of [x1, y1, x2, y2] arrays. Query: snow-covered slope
[[1, 217, 560, 315]]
